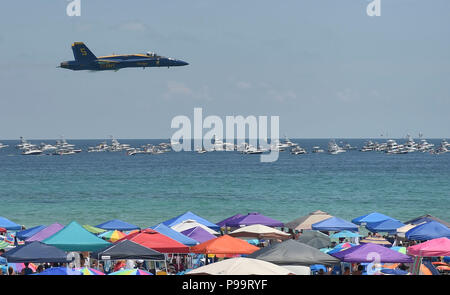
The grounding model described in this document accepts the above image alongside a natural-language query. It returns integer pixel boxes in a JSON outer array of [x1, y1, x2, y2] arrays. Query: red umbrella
[[0, 228, 7, 233]]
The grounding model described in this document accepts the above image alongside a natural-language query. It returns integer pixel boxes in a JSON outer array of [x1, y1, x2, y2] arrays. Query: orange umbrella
[[189, 235, 259, 255]]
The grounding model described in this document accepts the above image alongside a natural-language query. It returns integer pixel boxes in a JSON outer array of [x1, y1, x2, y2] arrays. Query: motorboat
[[312, 146, 324, 153], [196, 146, 207, 154], [40, 143, 57, 151], [328, 140, 346, 154], [291, 146, 307, 155], [0, 142, 8, 149], [16, 137, 36, 150], [22, 148, 43, 155]]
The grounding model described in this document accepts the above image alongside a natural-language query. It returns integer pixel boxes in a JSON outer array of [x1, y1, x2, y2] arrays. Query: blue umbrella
[[36, 267, 82, 275], [331, 230, 362, 238], [380, 268, 409, 275]]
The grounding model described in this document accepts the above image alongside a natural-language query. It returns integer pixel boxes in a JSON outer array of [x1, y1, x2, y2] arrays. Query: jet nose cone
[[178, 60, 189, 66]]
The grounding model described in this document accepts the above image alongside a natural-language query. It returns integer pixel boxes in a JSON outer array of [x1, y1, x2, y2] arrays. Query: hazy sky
[[0, 0, 449, 139]]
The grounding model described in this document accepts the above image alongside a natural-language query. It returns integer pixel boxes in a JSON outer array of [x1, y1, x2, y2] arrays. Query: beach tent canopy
[[42, 221, 111, 252], [90, 239, 165, 261], [216, 214, 244, 228], [162, 211, 220, 231], [359, 236, 392, 246], [16, 225, 46, 241], [225, 212, 284, 228], [326, 242, 356, 254], [150, 223, 198, 246], [311, 217, 359, 232], [404, 214, 450, 228], [170, 219, 219, 235], [407, 237, 450, 257], [352, 212, 399, 225], [0, 241, 70, 263], [0, 217, 22, 231], [95, 219, 140, 231], [330, 230, 362, 239], [82, 225, 107, 235], [285, 210, 333, 231], [187, 257, 293, 275], [229, 224, 291, 240], [331, 243, 413, 263], [248, 239, 340, 266], [396, 223, 424, 238], [26, 223, 64, 242], [180, 226, 217, 244], [366, 219, 405, 234], [189, 235, 259, 255], [405, 221, 450, 241], [297, 230, 330, 249], [117, 228, 189, 253]]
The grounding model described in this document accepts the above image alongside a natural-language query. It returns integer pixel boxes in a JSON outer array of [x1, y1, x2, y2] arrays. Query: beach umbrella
[[285, 210, 333, 231], [366, 219, 405, 234], [108, 269, 153, 275], [330, 243, 413, 263], [404, 214, 450, 228], [117, 228, 189, 253], [326, 242, 356, 254], [171, 219, 219, 235], [359, 236, 392, 246], [26, 223, 64, 242], [297, 230, 330, 249], [405, 221, 450, 241], [95, 219, 140, 231], [229, 224, 291, 240], [82, 225, 107, 235], [162, 211, 220, 231], [311, 217, 359, 232], [352, 212, 399, 225], [0, 228, 7, 233], [0, 240, 11, 250], [98, 230, 127, 243], [407, 237, 450, 257], [248, 239, 340, 266], [216, 214, 244, 228], [15, 225, 46, 241], [0, 217, 22, 231], [380, 268, 409, 275], [330, 230, 362, 239], [150, 223, 199, 246], [180, 226, 217, 244], [391, 246, 407, 254], [76, 267, 105, 275], [186, 257, 293, 275], [225, 212, 284, 228], [36, 267, 82, 275], [396, 223, 424, 238], [8, 262, 37, 273], [189, 235, 260, 255]]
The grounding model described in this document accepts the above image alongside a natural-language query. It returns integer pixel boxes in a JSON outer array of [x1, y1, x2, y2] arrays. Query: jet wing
[[96, 59, 121, 64]]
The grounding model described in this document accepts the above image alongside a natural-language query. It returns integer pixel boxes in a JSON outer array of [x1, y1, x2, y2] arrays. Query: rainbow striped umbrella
[[76, 267, 105, 275], [99, 230, 127, 243], [108, 269, 153, 275]]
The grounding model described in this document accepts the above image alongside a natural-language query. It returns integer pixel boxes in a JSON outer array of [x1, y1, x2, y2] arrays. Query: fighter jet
[[59, 42, 189, 71]]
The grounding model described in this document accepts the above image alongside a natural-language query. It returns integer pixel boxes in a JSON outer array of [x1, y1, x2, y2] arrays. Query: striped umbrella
[[76, 267, 105, 275], [108, 269, 153, 275], [99, 230, 127, 243], [359, 236, 391, 246]]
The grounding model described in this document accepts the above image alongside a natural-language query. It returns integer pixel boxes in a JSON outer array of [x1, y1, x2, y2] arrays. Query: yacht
[[242, 144, 264, 154], [312, 146, 325, 153], [88, 141, 109, 152], [196, 146, 207, 154], [16, 137, 35, 150], [109, 137, 131, 152], [417, 139, 434, 152], [0, 143, 8, 149], [52, 149, 76, 156], [291, 146, 307, 155], [40, 143, 57, 152], [283, 136, 298, 147], [212, 135, 225, 151], [22, 147, 43, 155], [342, 143, 357, 150], [328, 140, 346, 154]]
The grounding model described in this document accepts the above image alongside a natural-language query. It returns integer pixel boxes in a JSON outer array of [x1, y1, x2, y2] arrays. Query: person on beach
[[23, 262, 34, 275], [36, 265, 44, 273], [8, 266, 15, 275], [343, 266, 351, 275], [353, 265, 364, 275]]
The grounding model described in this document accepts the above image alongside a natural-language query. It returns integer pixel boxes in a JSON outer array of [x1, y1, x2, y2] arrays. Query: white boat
[[291, 146, 307, 155], [196, 146, 207, 154], [242, 145, 264, 154], [22, 148, 43, 155], [40, 143, 57, 151], [0, 143, 8, 149], [328, 140, 346, 154], [52, 149, 76, 155], [312, 146, 324, 153], [16, 137, 36, 150]]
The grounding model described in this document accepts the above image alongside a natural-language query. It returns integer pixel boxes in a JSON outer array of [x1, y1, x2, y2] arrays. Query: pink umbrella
[[407, 237, 450, 257]]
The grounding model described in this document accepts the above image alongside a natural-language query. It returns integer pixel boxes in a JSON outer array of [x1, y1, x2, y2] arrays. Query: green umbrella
[[83, 224, 107, 235]]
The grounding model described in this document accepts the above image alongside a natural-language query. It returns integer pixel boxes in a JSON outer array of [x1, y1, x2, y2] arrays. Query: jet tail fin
[[71, 42, 97, 62]]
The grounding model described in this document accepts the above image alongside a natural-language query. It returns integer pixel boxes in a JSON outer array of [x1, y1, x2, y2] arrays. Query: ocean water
[[0, 138, 449, 229]]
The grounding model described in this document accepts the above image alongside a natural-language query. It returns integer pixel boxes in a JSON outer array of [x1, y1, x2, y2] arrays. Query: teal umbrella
[[331, 230, 362, 238]]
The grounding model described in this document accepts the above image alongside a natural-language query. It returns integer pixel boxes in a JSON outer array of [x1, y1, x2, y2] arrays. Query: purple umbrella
[[181, 226, 217, 244], [226, 212, 284, 228], [331, 243, 413, 263], [25, 223, 64, 242], [217, 214, 244, 228]]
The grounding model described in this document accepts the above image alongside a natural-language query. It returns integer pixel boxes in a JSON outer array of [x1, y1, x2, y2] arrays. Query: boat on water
[[40, 143, 57, 151], [0, 143, 9, 149], [328, 140, 346, 155], [16, 137, 36, 150], [312, 146, 324, 153], [196, 146, 207, 154], [242, 144, 264, 154], [291, 146, 307, 155], [22, 147, 43, 155]]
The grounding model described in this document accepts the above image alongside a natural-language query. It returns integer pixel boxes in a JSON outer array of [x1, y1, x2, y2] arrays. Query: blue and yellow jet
[[59, 42, 189, 71]]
